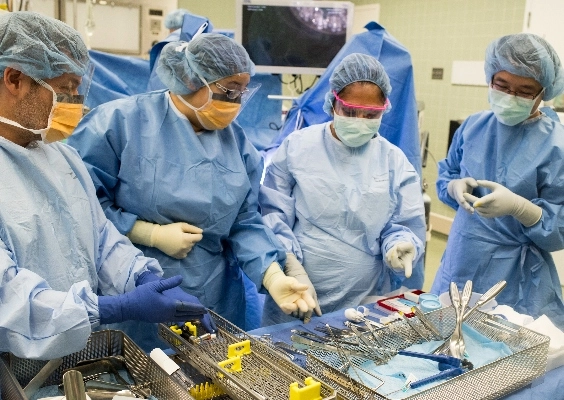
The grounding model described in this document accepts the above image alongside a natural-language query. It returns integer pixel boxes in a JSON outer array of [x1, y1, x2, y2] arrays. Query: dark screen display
[[242, 5, 348, 70]]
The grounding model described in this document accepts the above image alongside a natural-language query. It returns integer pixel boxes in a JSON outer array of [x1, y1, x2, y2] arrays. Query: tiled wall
[[179, 0, 527, 218]]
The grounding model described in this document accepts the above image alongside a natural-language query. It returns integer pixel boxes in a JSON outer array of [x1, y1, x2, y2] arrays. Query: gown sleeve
[[0, 146, 163, 359], [259, 139, 304, 260], [381, 149, 426, 280], [225, 127, 287, 287], [67, 107, 139, 234], [436, 121, 467, 210]]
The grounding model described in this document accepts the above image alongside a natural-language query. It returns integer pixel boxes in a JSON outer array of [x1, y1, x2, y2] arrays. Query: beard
[[12, 83, 52, 145]]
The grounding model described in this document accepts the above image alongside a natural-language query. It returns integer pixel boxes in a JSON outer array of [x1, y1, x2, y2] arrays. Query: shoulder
[[283, 123, 326, 148], [227, 121, 262, 166], [48, 143, 95, 182], [535, 114, 564, 145], [376, 137, 418, 171], [459, 110, 495, 130], [88, 90, 169, 118]]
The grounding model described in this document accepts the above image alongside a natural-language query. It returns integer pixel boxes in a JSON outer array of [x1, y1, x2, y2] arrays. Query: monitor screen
[[236, 0, 354, 75]]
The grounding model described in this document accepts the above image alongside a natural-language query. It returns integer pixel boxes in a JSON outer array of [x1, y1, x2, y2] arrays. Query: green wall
[[367, 0, 526, 218], [177, 1, 237, 29], [178, 0, 527, 218]]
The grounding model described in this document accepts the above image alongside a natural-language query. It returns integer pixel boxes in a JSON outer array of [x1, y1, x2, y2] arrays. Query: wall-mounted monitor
[[236, 0, 354, 76]]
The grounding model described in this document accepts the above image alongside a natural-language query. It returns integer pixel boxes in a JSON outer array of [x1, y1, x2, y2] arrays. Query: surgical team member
[[0, 12, 210, 359], [259, 53, 426, 326], [68, 33, 315, 350], [164, 8, 191, 33], [432, 33, 564, 328]]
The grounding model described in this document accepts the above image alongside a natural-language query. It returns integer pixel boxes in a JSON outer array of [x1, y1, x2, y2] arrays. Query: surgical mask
[[333, 113, 381, 147], [488, 87, 541, 126], [177, 89, 241, 131], [0, 80, 84, 143]]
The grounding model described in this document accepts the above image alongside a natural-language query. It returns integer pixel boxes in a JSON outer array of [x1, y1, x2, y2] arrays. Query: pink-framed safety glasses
[[333, 90, 390, 119]]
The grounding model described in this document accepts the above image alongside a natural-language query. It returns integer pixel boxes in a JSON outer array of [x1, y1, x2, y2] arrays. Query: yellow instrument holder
[[218, 356, 242, 373], [189, 381, 224, 400], [289, 377, 322, 400], [170, 325, 182, 335], [184, 321, 198, 337], [227, 340, 251, 358]]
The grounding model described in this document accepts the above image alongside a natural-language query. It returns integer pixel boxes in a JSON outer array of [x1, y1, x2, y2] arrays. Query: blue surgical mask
[[333, 114, 381, 147], [488, 87, 540, 126]]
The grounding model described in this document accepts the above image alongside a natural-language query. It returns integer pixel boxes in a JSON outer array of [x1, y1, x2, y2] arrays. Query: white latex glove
[[263, 262, 317, 316], [284, 253, 322, 321], [127, 220, 203, 259], [447, 177, 479, 213], [462, 180, 542, 227], [385, 242, 415, 278]]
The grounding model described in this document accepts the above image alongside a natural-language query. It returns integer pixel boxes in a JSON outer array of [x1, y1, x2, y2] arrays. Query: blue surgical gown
[[259, 123, 426, 326], [432, 111, 564, 328], [0, 138, 161, 359], [68, 91, 285, 349]]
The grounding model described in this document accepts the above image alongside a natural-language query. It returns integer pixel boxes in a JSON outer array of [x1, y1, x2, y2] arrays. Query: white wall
[[28, 0, 177, 57]]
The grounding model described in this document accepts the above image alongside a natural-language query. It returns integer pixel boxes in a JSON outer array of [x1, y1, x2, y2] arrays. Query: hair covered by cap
[[323, 53, 392, 115], [156, 33, 255, 95], [485, 33, 564, 100], [0, 11, 89, 80], [164, 8, 190, 31]]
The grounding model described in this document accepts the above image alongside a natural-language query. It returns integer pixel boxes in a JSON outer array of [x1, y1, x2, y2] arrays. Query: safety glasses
[[215, 82, 249, 100], [333, 90, 389, 119]]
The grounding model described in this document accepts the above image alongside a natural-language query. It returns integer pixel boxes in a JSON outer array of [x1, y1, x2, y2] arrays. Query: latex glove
[[263, 262, 316, 316], [136, 271, 216, 333], [447, 177, 479, 213], [128, 220, 203, 259], [284, 253, 322, 321], [462, 180, 542, 227], [98, 275, 207, 324], [385, 242, 415, 278]]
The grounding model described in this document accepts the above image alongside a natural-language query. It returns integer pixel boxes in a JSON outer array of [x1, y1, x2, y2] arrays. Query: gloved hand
[[127, 220, 203, 259], [462, 180, 542, 227], [263, 262, 316, 316], [98, 275, 207, 324], [447, 177, 479, 213], [385, 242, 415, 278], [136, 271, 216, 333], [283, 253, 322, 321]]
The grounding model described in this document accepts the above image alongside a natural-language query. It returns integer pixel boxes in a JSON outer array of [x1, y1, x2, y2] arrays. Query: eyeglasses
[[215, 82, 250, 100], [56, 93, 84, 104], [333, 90, 389, 119], [490, 82, 544, 100]]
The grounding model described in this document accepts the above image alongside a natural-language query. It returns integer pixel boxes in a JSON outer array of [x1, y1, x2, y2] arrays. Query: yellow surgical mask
[[45, 102, 84, 142], [194, 99, 241, 130], [177, 90, 241, 131]]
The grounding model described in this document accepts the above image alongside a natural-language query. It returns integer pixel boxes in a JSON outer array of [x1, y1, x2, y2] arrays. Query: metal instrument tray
[[159, 311, 338, 400], [305, 307, 549, 400], [0, 329, 195, 400]]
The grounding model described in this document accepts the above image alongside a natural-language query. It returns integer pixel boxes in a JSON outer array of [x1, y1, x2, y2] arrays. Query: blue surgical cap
[[164, 8, 190, 31], [323, 53, 392, 116], [157, 33, 255, 95], [485, 33, 564, 101], [0, 11, 89, 80]]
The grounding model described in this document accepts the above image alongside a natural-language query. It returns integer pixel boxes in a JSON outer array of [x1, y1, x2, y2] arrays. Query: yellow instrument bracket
[[218, 356, 242, 373], [227, 340, 251, 358], [289, 377, 322, 400], [184, 321, 198, 337]]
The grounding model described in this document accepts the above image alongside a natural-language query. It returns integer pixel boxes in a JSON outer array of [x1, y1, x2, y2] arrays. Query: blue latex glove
[[136, 271, 216, 333], [99, 275, 207, 324]]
